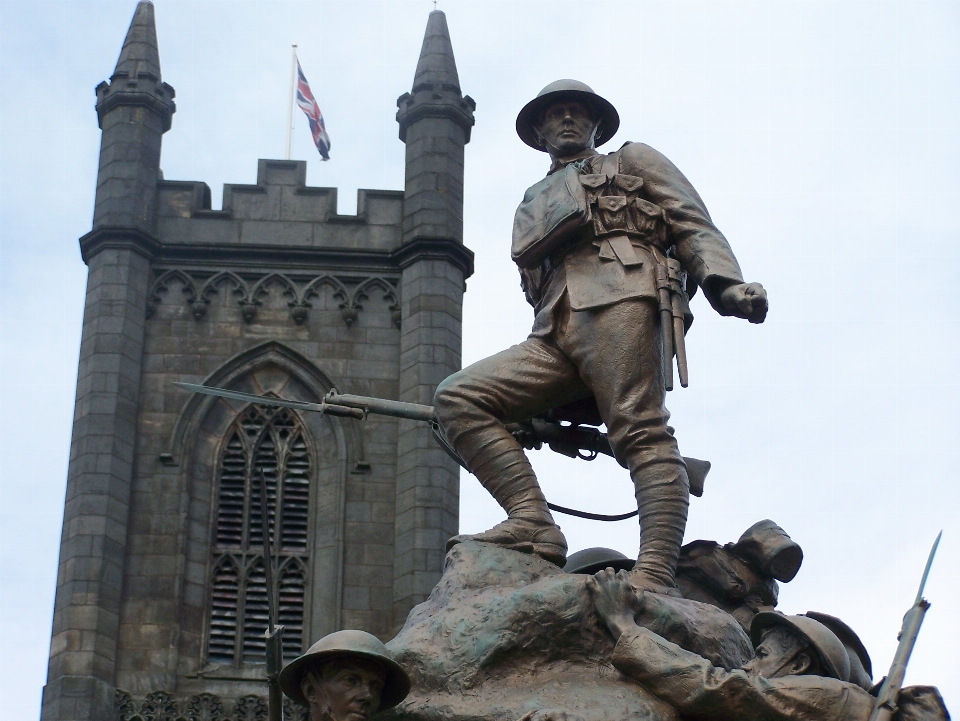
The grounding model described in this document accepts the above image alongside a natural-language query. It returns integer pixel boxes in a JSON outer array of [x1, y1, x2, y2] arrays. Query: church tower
[[41, 4, 473, 720]]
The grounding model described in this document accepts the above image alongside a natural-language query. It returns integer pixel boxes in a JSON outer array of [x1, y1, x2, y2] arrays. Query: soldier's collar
[[547, 149, 600, 175]]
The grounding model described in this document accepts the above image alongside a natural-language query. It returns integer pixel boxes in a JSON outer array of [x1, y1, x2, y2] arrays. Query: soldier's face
[[305, 659, 386, 721], [742, 627, 813, 679], [535, 101, 599, 156]]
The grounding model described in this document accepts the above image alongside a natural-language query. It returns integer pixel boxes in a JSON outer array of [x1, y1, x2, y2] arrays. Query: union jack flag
[[295, 60, 331, 160]]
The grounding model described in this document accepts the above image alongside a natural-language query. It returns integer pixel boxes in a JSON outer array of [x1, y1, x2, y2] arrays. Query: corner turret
[[396, 10, 475, 243], [41, 4, 173, 719], [391, 11, 474, 629], [92, 0, 175, 235]]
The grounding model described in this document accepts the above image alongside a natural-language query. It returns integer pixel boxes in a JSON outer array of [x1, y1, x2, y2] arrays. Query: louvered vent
[[208, 560, 239, 663], [216, 433, 246, 547], [206, 403, 313, 667], [242, 561, 269, 664], [282, 434, 310, 551], [279, 563, 306, 661]]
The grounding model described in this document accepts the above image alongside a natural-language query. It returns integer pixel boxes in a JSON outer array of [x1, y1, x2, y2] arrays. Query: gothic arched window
[[206, 404, 311, 667]]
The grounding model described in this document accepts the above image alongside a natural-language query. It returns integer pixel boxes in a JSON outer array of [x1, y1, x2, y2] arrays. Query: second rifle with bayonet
[[258, 468, 284, 721]]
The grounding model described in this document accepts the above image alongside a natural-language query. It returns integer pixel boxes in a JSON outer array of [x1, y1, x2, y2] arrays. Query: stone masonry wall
[[111, 161, 410, 700]]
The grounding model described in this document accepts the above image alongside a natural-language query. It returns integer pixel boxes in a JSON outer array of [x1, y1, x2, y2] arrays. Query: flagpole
[[285, 44, 297, 160]]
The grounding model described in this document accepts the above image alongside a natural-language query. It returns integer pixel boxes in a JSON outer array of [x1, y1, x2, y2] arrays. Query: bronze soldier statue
[[435, 80, 768, 594]]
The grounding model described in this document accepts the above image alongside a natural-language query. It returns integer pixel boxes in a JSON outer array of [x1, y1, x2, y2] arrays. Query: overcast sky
[[1, 0, 958, 718]]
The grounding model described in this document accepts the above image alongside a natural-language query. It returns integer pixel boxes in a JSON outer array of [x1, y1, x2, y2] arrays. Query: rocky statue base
[[385, 541, 755, 721], [381, 524, 949, 721]]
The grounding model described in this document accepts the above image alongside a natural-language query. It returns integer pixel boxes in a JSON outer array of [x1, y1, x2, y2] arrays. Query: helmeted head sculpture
[[279, 630, 411, 721], [515, 79, 620, 152], [803, 611, 873, 690], [746, 612, 851, 682], [563, 547, 634, 575]]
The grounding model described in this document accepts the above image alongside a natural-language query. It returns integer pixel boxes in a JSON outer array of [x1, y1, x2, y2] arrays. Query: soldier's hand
[[720, 282, 768, 323], [510, 421, 543, 451]]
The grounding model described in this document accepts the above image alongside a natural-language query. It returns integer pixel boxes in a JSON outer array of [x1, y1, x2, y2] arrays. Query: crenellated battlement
[[156, 160, 405, 255]]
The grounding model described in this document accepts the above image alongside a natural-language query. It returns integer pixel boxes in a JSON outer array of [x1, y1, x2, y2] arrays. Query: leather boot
[[446, 437, 567, 566], [629, 461, 689, 597]]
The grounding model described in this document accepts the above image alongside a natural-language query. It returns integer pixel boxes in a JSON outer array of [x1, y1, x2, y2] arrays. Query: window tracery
[[207, 405, 311, 667]]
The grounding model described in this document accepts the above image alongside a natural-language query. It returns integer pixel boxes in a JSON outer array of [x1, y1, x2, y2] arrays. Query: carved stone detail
[[147, 269, 198, 320], [141, 690, 179, 721], [115, 689, 303, 721], [234, 695, 269, 721], [184, 693, 227, 721], [146, 270, 399, 328], [389, 302, 402, 329]]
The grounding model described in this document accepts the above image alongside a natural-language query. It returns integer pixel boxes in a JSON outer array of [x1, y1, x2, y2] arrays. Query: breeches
[[435, 294, 685, 475], [436, 292, 690, 581]]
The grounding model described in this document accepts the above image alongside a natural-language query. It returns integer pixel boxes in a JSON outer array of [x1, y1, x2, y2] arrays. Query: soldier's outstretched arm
[[620, 142, 767, 322]]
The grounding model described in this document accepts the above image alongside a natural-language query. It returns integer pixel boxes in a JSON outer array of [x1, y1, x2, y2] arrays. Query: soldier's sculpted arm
[[619, 142, 753, 315], [611, 626, 868, 721]]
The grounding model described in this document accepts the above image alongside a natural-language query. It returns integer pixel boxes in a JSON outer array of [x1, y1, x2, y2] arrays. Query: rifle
[[175, 383, 709, 519], [259, 467, 284, 721], [869, 531, 941, 721], [174, 381, 610, 469]]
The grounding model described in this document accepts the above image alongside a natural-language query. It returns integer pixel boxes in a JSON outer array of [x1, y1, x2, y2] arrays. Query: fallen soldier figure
[[582, 568, 949, 721]]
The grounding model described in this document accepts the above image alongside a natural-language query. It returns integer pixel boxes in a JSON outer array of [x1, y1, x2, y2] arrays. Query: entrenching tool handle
[[655, 262, 675, 391]]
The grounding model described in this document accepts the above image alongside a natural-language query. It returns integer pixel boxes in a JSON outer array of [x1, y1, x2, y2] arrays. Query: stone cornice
[[152, 244, 400, 275], [79, 230, 474, 278], [79, 226, 161, 264], [396, 92, 476, 143], [394, 237, 474, 278], [95, 79, 176, 132]]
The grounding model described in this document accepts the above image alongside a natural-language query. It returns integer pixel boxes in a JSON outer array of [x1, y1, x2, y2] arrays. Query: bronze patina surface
[[435, 80, 768, 593]]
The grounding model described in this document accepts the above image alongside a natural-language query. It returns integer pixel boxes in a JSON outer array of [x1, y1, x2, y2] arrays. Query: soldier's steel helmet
[[803, 611, 873, 690], [563, 547, 634, 575], [279, 629, 411, 709], [516, 80, 620, 150], [751, 612, 851, 682]]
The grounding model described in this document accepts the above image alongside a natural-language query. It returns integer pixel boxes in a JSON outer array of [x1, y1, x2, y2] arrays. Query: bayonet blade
[[914, 531, 942, 606], [174, 382, 328, 414]]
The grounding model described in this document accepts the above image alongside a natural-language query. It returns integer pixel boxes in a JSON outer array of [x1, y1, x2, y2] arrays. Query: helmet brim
[[750, 612, 848, 682], [516, 88, 620, 151], [564, 557, 635, 575], [563, 547, 634, 575], [279, 649, 411, 710]]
